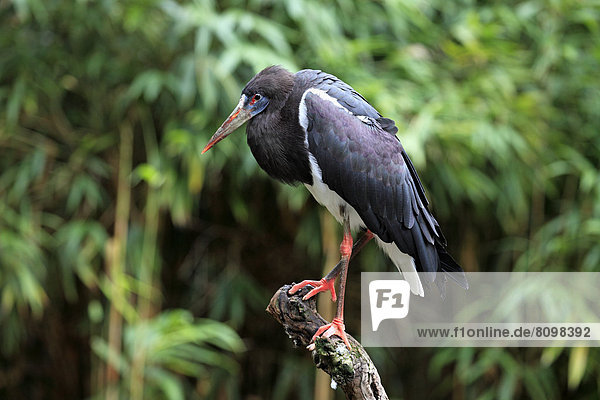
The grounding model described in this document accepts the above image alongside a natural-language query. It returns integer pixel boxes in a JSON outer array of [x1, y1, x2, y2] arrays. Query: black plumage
[[205, 65, 467, 295]]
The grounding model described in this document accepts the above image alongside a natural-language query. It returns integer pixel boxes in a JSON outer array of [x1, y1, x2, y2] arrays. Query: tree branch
[[266, 284, 388, 400]]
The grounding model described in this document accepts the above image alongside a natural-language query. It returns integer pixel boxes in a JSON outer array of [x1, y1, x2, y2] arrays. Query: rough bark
[[266, 284, 388, 400]]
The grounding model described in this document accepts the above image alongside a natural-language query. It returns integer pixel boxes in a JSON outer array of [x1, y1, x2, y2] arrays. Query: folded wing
[[303, 90, 467, 290]]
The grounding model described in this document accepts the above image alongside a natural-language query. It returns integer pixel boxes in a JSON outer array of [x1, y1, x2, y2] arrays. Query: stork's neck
[[246, 80, 313, 185]]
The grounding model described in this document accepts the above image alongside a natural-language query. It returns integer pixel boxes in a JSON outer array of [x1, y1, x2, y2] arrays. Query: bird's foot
[[311, 317, 351, 350], [289, 278, 337, 301]]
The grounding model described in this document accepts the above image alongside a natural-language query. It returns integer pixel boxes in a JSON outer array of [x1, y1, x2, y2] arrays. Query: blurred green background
[[1, 0, 599, 399]]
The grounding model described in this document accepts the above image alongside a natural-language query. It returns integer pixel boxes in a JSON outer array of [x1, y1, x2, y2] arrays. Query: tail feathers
[[437, 246, 469, 290]]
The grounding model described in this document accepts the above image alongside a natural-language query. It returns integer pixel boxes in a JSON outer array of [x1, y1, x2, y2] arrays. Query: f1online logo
[[369, 280, 411, 331]]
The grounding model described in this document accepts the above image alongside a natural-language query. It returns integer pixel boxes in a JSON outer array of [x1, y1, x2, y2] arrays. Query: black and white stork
[[202, 66, 467, 349]]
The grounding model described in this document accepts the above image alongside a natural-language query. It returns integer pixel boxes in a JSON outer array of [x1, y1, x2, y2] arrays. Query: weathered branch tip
[[266, 284, 389, 400]]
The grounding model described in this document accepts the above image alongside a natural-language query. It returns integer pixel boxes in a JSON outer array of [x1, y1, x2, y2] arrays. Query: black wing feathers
[[303, 90, 467, 288], [297, 70, 382, 121], [377, 117, 399, 134]]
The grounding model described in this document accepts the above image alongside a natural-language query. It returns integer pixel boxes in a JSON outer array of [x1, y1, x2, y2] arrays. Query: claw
[[311, 317, 351, 349], [289, 278, 337, 301]]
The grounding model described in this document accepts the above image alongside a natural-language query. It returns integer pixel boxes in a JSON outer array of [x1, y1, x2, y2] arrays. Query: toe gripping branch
[[312, 317, 351, 349], [266, 284, 389, 399], [289, 278, 337, 301], [287, 229, 373, 303]]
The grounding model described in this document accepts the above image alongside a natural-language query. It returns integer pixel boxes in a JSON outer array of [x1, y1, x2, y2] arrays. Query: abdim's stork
[[203, 66, 467, 348]]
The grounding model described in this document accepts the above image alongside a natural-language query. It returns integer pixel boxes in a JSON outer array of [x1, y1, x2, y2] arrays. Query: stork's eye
[[248, 93, 262, 106]]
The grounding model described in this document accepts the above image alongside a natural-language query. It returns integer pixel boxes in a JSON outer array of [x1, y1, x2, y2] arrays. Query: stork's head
[[202, 65, 294, 153]]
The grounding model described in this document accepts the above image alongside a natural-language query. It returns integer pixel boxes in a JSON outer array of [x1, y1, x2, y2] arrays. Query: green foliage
[[92, 310, 244, 400], [1, 0, 599, 399]]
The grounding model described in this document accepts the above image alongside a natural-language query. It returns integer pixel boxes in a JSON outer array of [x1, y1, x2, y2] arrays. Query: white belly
[[304, 178, 365, 231]]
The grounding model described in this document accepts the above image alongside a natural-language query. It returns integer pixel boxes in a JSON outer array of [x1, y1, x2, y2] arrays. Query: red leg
[[289, 230, 374, 302], [311, 214, 354, 349]]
